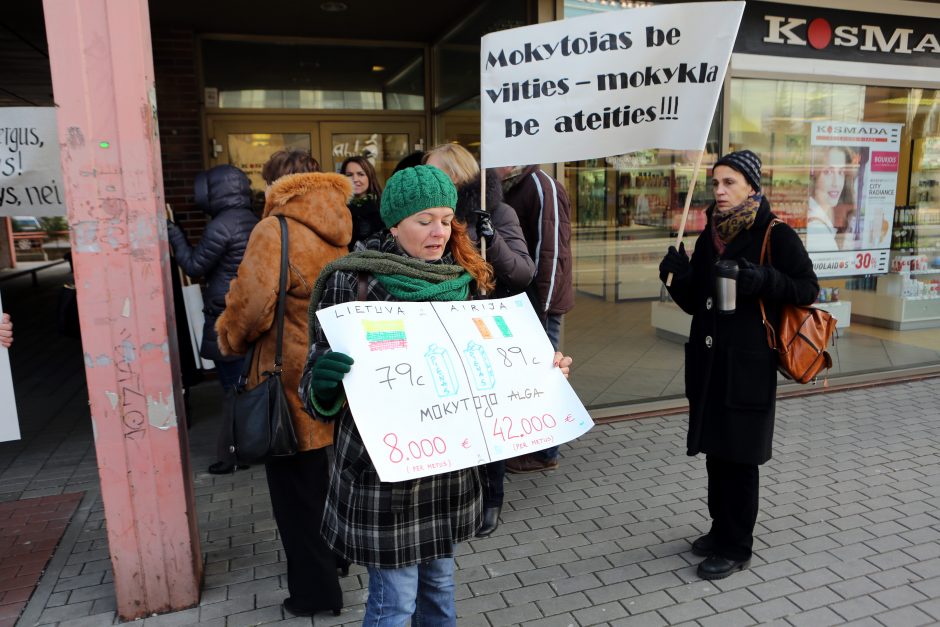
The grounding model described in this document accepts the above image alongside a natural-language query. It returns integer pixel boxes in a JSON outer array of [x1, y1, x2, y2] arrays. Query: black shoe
[[696, 555, 750, 580], [283, 597, 341, 617], [475, 505, 501, 538], [207, 461, 249, 475], [691, 534, 716, 557]]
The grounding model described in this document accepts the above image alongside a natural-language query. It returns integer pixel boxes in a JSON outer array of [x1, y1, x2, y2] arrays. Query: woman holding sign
[[301, 165, 571, 625], [659, 150, 818, 581]]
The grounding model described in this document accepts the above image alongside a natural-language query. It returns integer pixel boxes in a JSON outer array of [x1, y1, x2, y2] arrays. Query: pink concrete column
[[42, 0, 202, 620]]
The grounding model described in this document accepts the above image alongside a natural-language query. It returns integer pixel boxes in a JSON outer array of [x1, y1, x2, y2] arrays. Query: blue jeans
[[364, 557, 456, 627], [544, 313, 563, 351], [539, 314, 563, 462]]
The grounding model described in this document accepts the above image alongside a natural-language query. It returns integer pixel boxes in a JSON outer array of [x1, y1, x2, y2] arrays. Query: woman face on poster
[[812, 147, 852, 212]]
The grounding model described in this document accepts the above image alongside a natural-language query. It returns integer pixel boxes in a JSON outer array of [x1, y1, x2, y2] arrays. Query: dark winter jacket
[[665, 198, 818, 465], [348, 194, 385, 251], [456, 173, 535, 299], [167, 165, 258, 362], [503, 166, 574, 317]]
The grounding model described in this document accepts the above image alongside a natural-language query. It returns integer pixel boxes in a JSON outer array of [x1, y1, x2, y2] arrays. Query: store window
[[202, 39, 425, 111], [431, 0, 527, 151], [729, 78, 940, 377]]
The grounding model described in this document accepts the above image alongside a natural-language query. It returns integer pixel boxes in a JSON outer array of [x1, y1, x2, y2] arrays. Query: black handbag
[[224, 216, 298, 464]]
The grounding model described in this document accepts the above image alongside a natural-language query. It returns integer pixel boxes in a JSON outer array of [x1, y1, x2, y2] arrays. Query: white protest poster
[[0, 293, 19, 442], [480, 2, 744, 168], [0, 107, 66, 217], [807, 121, 902, 278], [317, 295, 593, 482]]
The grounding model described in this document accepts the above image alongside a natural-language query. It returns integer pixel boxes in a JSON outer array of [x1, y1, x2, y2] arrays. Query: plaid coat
[[300, 240, 483, 569]]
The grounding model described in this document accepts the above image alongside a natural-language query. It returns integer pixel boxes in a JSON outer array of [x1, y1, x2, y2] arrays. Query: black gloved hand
[[737, 258, 769, 296], [474, 210, 495, 245], [659, 242, 690, 283]]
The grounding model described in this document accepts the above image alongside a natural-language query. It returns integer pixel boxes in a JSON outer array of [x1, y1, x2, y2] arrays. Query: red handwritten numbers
[[491, 413, 558, 442], [383, 432, 447, 464]]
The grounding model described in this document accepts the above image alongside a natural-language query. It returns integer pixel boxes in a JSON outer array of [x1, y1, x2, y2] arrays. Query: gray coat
[[456, 174, 535, 299]]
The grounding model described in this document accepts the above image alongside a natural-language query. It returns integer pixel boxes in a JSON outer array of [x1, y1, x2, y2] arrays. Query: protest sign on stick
[[481, 1, 743, 283], [0, 108, 67, 217], [480, 2, 743, 168], [316, 295, 593, 482]]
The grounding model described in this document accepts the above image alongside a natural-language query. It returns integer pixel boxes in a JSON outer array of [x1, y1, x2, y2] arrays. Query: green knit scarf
[[307, 250, 473, 343]]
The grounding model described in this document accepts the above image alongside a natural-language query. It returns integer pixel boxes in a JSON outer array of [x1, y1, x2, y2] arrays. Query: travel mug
[[715, 260, 738, 314]]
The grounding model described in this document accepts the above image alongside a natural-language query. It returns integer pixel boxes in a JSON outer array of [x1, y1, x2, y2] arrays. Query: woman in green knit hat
[[300, 165, 572, 624]]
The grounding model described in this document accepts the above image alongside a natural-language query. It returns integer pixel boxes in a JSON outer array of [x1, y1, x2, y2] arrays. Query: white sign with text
[[317, 295, 593, 482], [480, 2, 744, 168], [0, 293, 19, 442], [0, 107, 66, 217]]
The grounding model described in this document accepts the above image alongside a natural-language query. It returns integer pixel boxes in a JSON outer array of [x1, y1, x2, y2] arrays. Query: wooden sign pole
[[666, 150, 706, 287]]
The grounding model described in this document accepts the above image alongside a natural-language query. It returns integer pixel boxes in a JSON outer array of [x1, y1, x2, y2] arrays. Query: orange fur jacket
[[216, 172, 352, 451]]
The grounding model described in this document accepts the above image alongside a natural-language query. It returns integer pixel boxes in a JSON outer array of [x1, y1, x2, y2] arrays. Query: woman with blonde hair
[[424, 143, 535, 538]]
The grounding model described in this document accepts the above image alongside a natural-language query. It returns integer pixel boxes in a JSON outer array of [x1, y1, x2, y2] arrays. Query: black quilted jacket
[[167, 165, 259, 361]]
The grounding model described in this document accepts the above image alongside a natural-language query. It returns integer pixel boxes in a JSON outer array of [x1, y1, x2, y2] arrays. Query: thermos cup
[[715, 260, 738, 314]]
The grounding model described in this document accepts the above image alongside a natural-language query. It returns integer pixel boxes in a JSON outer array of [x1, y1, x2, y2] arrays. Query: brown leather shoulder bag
[[758, 220, 837, 385]]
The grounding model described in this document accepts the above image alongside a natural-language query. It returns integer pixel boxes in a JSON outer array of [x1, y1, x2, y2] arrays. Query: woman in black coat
[[167, 163, 258, 474], [424, 143, 536, 539], [340, 156, 385, 250], [659, 150, 819, 580]]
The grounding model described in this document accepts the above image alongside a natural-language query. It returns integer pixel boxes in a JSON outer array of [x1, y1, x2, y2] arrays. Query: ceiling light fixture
[[372, 65, 386, 72], [320, 2, 347, 12]]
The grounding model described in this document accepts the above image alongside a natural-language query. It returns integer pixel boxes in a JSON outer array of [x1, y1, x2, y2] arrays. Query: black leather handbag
[[224, 216, 298, 464]]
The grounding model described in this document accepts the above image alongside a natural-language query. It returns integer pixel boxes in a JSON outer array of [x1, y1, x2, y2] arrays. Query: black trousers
[[705, 456, 759, 562], [265, 448, 343, 612], [482, 460, 505, 508]]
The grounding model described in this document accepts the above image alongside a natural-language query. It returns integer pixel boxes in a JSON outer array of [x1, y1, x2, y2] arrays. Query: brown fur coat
[[216, 172, 352, 451]]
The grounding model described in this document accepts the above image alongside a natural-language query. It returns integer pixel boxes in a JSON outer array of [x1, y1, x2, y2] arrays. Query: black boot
[[476, 505, 501, 538]]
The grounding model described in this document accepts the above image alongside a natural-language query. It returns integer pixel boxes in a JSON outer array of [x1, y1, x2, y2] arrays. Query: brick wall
[[152, 27, 205, 241]]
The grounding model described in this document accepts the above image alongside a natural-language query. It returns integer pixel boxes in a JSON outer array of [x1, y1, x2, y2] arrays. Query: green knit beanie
[[380, 165, 457, 228]]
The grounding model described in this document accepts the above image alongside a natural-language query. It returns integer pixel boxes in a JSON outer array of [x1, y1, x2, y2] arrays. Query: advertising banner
[[0, 107, 66, 218], [807, 121, 902, 277], [480, 1, 743, 168], [316, 295, 593, 482]]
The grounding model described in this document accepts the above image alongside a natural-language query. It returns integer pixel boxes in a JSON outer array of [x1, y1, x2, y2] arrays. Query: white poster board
[[0, 107, 67, 217], [181, 283, 215, 370], [480, 1, 744, 168], [0, 294, 20, 442], [807, 122, 902, 278], [317, 295, 593, 482]]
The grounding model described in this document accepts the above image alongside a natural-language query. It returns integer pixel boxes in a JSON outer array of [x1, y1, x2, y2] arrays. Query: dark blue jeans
[[538, 314, 563, 462]]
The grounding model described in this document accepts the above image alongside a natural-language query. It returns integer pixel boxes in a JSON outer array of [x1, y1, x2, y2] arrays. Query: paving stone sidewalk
[[3, 375, 936, 627]]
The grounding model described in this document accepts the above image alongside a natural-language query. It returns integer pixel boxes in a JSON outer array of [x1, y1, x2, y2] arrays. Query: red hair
[[448, 220, 494, 293]]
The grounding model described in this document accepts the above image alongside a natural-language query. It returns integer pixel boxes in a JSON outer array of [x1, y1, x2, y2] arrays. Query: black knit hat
[[714, 150, 762, 192]]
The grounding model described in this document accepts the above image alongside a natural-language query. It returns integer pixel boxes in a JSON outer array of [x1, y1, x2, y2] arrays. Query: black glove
[[737, 258, 769, 296], [310, 351, 354, 403], [659, 242, 690, 283], [474, 210, 495, 245]]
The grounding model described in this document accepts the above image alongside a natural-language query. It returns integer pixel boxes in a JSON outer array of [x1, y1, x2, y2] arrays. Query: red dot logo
[[807, 18, 832, 50]]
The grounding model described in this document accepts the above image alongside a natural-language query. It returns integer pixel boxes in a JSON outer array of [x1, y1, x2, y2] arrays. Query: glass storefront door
[[207, 115, 425, 206], [319, 121, 421, 183]]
